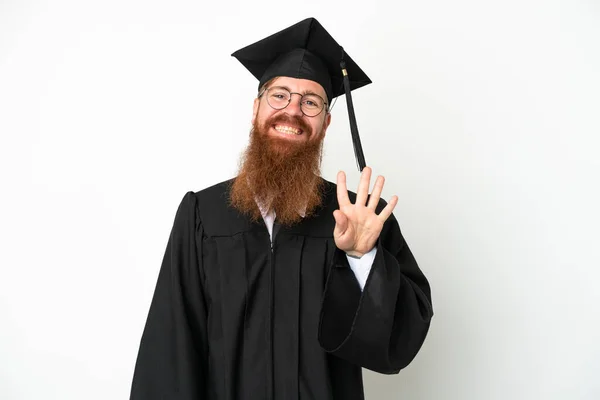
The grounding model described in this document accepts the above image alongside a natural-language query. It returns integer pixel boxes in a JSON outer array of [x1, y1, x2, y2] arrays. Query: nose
[[285, 93, 304, 117]]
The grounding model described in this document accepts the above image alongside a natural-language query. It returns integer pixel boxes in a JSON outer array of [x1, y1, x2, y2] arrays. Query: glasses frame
[[258, 85, 329, 117]]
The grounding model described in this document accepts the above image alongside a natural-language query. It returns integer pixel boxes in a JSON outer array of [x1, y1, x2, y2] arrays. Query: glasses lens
[[266, 87, 291, 110], [300, 94, 325, 117], [263, 86, 326, 116]]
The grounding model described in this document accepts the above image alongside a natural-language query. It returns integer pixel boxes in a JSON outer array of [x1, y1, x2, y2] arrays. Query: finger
[[367, 175, 385, 210], [333, 210, 348, 236], [336, 171, 352, 207], [378, 195, 398, 222], [355, 166, 372, 206]]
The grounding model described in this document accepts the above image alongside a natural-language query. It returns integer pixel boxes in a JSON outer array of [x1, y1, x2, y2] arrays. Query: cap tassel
[[340, 57, 367, 172]]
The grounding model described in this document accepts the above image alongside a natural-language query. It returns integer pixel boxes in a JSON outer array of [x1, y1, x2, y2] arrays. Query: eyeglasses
[[258, 86, 328, 117]]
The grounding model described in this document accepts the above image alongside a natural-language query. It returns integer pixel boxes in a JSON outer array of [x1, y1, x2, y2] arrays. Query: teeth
[[275, 125, 302, 135]]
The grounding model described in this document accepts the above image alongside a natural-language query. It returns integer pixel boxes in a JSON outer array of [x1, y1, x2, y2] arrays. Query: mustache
[[265, 113, 312, 136]]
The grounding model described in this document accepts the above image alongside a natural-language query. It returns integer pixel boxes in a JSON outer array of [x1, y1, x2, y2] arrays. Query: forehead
[[270, 76, 327, 98]]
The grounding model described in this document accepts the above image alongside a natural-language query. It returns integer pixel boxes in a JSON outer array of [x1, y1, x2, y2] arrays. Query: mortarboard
[[232, 17, 372, 171]]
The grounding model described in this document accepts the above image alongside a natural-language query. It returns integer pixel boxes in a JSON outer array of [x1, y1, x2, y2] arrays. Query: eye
[[268, 88, 290, 101], [302, 96, 322, 109]]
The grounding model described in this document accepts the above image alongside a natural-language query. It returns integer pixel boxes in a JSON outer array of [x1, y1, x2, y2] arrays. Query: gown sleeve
[[318, 203, 434, 374], [130, 191, 208, 399]]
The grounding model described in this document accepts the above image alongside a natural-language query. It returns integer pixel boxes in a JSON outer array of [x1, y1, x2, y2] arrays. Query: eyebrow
[[275, 85, 324, 98]]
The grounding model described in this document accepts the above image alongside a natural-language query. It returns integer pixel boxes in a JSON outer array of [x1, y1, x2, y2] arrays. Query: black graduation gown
[[130, 178, 433, 400]]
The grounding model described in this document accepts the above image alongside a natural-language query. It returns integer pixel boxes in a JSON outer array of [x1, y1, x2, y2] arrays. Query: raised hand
[[333, 167, 399, 258]]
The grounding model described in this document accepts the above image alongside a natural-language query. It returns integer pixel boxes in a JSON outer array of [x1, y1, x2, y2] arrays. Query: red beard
[[229, 113, 326, 226]]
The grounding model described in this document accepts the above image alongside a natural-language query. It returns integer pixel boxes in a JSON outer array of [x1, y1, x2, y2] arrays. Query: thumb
[[333, 210, 348, 236]]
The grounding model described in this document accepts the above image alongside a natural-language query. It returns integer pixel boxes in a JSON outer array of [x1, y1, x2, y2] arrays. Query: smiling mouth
[[273, 124, 303, 135]]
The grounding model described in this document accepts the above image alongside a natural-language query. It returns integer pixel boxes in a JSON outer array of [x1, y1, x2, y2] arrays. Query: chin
[[268, 136, 300, 150]]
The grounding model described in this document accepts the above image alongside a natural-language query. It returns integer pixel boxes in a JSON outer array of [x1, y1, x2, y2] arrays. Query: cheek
[[310, 118, 326, 137], [255, 109, 280, 133], [257, 107, 276, 125]]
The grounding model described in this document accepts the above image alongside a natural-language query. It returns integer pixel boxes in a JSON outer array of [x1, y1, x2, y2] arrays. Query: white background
[[1, 0, 599, 399]]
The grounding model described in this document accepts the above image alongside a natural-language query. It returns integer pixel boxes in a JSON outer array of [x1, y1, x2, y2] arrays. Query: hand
[[333, 167, 398, 257]]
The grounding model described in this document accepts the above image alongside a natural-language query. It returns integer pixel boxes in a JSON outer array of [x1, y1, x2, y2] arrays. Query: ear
[[251, 97, 260, 125]]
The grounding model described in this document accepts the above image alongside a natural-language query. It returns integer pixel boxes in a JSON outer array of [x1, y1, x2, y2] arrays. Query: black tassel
[[340, 56, 367, 172]]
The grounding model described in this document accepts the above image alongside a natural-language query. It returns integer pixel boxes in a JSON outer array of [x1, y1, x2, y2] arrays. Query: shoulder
[[168, 178, 234, 230], [193, 178, 235, 207], [187, 177, 251, 237], [173, 178, 235, 214]]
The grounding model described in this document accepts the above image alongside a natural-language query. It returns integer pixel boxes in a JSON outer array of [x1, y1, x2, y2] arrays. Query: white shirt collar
[[255, 196, 307, 221]]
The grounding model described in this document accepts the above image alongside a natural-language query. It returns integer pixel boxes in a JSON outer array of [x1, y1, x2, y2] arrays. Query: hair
[[258, 77, 278, 96]]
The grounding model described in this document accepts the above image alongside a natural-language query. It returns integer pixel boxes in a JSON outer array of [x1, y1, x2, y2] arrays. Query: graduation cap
[[232, 17, 372, 171]]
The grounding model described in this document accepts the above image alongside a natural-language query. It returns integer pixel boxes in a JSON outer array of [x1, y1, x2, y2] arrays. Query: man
[[130, 18, 433, 400]]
